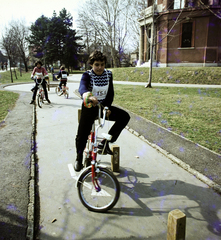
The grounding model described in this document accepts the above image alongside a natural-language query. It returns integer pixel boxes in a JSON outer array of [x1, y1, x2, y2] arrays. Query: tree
[[76, 14, 93, 57], [10, 21, 30, 72], [28, 8, 83, 70], [1, 27, 18, 83], [61, 28, 82, 71], [77, 0, 137, 67], [1, 20, 31, 81], [28, 15, 51, 61], [128, 0, 148, 51]]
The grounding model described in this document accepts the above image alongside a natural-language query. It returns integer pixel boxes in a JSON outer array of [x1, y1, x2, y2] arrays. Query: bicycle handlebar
[[95, 104, 108, 129], [93, 104, 109, 148], [85, 100, 108, 128], [100, 106, 108, 127], [32, 76, 47, 85]]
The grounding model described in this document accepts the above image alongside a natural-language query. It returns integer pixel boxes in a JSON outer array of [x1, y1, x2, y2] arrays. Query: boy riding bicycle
[[30, 60, 51, 104], [56, 66, 69, 95], [74, 50, 130, 172]]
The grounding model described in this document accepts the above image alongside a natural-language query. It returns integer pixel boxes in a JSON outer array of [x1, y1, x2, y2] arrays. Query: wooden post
[[111, 145, 120, 172], [167, 209, 186, 240], [78, 109, 81, 123]]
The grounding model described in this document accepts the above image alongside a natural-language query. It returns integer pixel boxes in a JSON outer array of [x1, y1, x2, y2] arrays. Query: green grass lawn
[[114, 85, 221, 154], [0, 90, 19, 124], [1, 67, 221, 154], [111, 67, 221, 85], [0, 69, 33, 85]]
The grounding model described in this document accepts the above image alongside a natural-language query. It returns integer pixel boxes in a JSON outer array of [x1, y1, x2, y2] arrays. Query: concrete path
[[0, 90, 33, 239], [4, 76, 221, 239]]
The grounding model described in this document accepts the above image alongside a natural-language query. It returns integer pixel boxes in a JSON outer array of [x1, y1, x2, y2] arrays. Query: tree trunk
[[24, 61, 28, 72], [9, 65, 13, 83], [20, 60, 22, 77], [111, 47, 118, 68], [14, 68, 18, 80], [21, 53, 28, 72], [145, 4, 155, 88]]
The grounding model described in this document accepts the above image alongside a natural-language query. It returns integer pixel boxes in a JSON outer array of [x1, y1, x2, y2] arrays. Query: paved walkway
[[0, 90, 33, 239], [2, 75, 221, 239]]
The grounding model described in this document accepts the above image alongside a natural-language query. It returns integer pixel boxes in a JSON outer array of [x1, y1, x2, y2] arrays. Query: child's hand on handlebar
[[104, 108, 111, 118], [88, 96, 98, 107]]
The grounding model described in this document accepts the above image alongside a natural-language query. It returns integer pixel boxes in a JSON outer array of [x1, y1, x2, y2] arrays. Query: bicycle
[[32, 76, 47, 108], [55, 84, 69, 99], [76, 104, 120, 213]]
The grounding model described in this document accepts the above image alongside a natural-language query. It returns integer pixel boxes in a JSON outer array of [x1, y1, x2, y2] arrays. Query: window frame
[[179, 21, 195, 48]]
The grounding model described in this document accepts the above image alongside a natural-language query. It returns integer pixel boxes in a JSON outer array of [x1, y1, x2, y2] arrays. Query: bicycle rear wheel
[[37, 93, 43, 108], [55, 86, 60, 95], [77, 167, 120, 212], [65, 90, 69, 99]]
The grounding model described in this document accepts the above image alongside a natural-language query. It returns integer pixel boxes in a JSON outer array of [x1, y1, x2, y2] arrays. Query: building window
[[174, 0, 185, 9], [181, 22, 194, 48]]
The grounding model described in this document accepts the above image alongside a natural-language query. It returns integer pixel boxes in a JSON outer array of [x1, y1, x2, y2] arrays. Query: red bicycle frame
[[86, 105, 108, 192]]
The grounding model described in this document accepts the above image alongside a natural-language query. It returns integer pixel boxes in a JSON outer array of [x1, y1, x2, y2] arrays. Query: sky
[[0, 0, 86, 31]]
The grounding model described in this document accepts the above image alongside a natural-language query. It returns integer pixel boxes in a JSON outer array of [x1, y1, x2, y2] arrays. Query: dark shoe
[[98, 139, 113, 155], [74, 153, 83, 172], [30, 100, 35, 104], [47, 99, 51, 103], [74, 161, 83, 172]]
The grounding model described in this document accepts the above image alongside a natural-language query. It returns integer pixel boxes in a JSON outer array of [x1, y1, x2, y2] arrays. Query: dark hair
[[35, 60, 43, 66], [88, 50, 107, 65], [60, 66, 65, 70]]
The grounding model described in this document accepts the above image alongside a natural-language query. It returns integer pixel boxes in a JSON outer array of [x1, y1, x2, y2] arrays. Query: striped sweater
[[78, 69, 114, 108]]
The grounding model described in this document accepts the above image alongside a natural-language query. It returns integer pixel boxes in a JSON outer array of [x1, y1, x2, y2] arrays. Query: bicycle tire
[[77, 167, 120, 212], [37, 94, 43, 108], [55, 86, 60, 95]]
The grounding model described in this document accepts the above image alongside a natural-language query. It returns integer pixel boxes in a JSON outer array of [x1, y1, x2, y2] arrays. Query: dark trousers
[[75, 104, 130, 155], [32, 79, 49, 100], [59, 80, 67, 89]]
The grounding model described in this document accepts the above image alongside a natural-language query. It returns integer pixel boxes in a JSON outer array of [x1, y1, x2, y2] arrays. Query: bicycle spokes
[[77, 167, 120, 212]]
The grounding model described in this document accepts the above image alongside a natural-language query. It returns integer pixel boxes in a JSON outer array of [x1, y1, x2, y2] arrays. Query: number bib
[[36, 72, 43, 78], [61, 73, 67, 79], [91, 70, 109, 101]]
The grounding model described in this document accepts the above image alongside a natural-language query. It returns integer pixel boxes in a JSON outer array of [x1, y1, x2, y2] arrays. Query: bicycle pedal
[[101, 133, 112, 141]]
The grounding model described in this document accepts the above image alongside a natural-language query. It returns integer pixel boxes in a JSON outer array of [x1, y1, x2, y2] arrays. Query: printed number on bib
[[62, 74, 67, 78]]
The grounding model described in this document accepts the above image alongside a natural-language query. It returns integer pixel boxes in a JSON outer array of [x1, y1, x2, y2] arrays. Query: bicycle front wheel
[[37, 93, 43, 108], [77, 167, 120, 212]]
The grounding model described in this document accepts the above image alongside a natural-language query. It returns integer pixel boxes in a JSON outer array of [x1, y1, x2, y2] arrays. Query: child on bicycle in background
[[74, 50, 130, 171], [30, 60, 51, 104], [56, 66, 69, 95]]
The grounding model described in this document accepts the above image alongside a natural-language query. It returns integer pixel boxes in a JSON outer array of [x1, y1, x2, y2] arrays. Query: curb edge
[[26, 103, 37, 240]]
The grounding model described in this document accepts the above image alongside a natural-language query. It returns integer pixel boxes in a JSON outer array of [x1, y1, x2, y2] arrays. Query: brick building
[[137, 0, 221, 67]]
